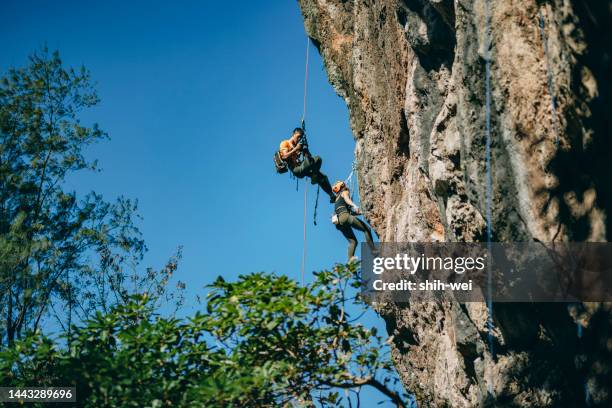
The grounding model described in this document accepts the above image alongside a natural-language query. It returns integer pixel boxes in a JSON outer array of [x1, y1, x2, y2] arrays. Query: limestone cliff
[[298, 0, 611, 406]]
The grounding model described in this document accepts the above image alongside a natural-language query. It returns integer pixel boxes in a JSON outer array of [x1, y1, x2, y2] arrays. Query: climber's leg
[[303, 155, 334, 201], [299, 155, 319, 181], [348, 215, 376, 251], [292, 155, 334, 201], [316, 172, 335, 202], [339, 226, 358, 260], [310, 155, 323, 172], [291, 156, 311, 178], [338, 214, 358, 260]]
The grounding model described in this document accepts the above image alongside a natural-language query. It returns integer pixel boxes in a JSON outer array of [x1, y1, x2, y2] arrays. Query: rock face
[[298, 0, 611, 406]]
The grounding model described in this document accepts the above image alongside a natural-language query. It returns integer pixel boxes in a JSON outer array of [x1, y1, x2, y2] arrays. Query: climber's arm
[[280, 144, 302, 160], [342, 190, 361, 214]]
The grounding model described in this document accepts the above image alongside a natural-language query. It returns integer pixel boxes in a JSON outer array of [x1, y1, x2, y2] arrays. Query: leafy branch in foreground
[[0, 263, 410, 407], [203, 262, 407, 407]]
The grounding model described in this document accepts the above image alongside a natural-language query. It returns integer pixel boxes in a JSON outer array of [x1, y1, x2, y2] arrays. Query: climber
[[279, 127, 335, 202], [332, 180, 376, 262]]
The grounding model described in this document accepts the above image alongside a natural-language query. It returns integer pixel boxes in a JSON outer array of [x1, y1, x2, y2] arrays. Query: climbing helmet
[[332, 181, 346, 194]]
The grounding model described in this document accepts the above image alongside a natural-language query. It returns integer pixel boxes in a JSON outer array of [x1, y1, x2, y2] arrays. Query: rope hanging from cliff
[[313, 185, 320, 226], [344, 159, 358, 201], [302, 36, 310, 126], [300, 36, 311, 287], [538, 9, 561, 148], [301, 182, 308, 286], [484, 0, 496, 394]]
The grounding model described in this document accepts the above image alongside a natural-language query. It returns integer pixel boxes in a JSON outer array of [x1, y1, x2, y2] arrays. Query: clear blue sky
[[1, 0, 359, 294], [1, 1, 401, 405]]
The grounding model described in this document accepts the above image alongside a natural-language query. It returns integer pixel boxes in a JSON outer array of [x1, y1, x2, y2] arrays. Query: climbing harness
[[538, 9, 561, 148]]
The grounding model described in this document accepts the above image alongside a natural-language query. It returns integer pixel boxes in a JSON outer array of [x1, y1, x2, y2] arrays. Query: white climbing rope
[[343, 159, 358, 201], [538, 8, 561, 148], [300, 36, 310, 287], [484, 0, 495, 395]]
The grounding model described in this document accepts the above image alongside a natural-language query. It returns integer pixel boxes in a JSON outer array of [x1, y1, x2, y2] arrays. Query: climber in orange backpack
[[331, 180, 376, 262], [277, 127, 335, 202]]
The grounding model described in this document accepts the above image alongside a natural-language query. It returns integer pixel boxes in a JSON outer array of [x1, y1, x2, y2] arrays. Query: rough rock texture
[[298, 0, 611, 406]]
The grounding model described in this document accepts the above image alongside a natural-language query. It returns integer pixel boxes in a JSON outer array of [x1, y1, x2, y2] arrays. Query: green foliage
[[0, 264, 408, 407], [0, 49, 181, 345]]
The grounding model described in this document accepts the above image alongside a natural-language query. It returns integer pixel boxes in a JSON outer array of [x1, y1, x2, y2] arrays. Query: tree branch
[[321, 377, 407, 408]]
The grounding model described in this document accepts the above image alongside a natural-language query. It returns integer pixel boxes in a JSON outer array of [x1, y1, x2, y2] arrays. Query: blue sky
[[2, 0, 358, 293], [1, 1, 402, 405]]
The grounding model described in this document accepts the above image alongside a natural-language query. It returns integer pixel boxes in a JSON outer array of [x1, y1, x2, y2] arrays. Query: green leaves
[[0, 265, 408, 407]]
